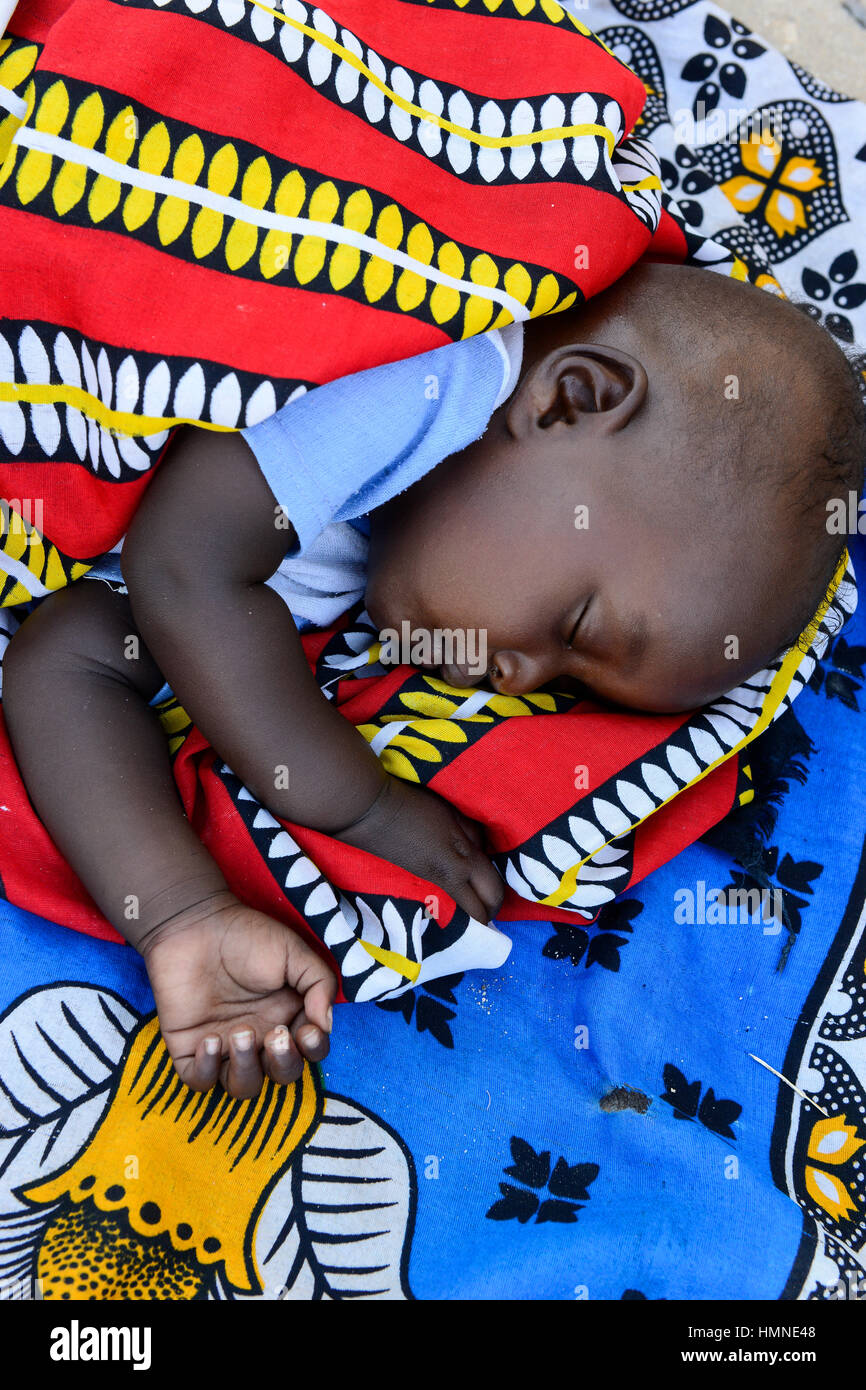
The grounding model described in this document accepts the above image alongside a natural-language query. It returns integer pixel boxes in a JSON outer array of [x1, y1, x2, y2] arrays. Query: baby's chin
[[362, 583, 395, 634], [363, 557, 419, 630]]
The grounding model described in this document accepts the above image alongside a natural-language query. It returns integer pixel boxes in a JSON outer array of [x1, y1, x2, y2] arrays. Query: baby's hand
[[140, 893, 337, 1098], [334, 777, 504, 924]]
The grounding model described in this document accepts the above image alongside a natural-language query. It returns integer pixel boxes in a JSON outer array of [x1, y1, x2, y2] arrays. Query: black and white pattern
[[0, 319, 311, 474], [122, 0, 632, 191]]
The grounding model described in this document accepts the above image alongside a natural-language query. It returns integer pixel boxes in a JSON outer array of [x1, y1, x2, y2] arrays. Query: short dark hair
[[774, 301, 865, 657]]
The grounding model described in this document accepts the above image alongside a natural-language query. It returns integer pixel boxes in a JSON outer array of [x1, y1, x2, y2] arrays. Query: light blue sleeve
[[240, 332, 506, 554]]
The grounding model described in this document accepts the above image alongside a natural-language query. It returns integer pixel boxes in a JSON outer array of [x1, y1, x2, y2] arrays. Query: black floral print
[[680, 15, 765, 119], [487, 1137, 599, 1225], [376, 972, 462, 1048], [661, 1065, 742, 1139], [659, 145, 714, 226], [800, 251, 866, 343], [543, 898, 643, 974], [720, 848, 823, 971], [808, 635, 866, 709]]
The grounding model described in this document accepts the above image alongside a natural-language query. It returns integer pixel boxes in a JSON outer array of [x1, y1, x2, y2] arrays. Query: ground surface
[[730, 0, 866, 100]]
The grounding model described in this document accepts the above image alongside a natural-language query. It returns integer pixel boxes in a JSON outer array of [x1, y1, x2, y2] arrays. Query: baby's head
[[365, 263, 865, 713]]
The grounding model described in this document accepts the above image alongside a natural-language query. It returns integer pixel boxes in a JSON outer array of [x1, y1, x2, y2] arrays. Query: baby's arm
[[120, 426, 503, 922], [3, 580, 336, 1097]]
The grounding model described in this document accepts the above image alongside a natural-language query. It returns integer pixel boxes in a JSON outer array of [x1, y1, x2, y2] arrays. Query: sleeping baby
[[4, 261, 864, 1098]]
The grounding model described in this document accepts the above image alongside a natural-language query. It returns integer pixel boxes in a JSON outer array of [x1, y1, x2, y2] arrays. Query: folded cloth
[[239, 319, 524, 555]]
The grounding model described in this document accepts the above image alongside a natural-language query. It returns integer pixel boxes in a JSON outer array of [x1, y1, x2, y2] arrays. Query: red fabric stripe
[[34, 1, 648, 287], [0, 459, 155, 555], [492, 757, 737, 923], [645, 205, 689, 263], [629, 756, 737, 885], [0, 208, 446, 381], [7, 0, 75, 43], [2, 190, 647, 408], [334, 665, 411, 723], [1, 188, 644, 396], [430, 705, 688, 849], [326, 0, 646, 129], [14, 0, 645, 133]]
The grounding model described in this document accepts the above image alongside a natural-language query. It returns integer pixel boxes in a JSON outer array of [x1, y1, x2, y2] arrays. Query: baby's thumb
[[303, 977, 335, 1035], [284, 933, 336, 1034]]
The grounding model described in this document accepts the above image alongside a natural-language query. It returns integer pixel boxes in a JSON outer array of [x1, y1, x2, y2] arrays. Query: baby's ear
[[505, 345, 647, 438]]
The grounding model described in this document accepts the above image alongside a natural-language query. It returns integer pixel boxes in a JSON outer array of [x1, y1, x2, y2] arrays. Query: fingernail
[[326, 1006, 333, 1031], [204, 1036, 220, 1056], [233, 1029, 254, 1051], [271, 1027, 290, 1052], [301, 1026, 323, 1050]]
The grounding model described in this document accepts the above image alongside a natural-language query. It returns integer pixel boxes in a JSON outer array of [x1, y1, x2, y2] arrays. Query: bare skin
[[367, 263, 837, 711], [139, 895, 336, 1096], [2, 581, 336, 1098], [3, 263, 848, 1096]]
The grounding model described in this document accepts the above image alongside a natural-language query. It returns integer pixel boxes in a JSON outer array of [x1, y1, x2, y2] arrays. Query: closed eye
[[567, 596, 593, 651]]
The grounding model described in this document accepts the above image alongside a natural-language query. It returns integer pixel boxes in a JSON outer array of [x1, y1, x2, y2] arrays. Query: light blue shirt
[[240, 322, 523, 555]]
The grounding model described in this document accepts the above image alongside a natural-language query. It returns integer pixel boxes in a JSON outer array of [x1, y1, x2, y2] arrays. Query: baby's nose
[[489, 649, 561, 696]]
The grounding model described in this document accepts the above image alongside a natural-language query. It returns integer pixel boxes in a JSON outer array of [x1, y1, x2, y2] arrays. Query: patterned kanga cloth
[[0, 0, 865, 1300]]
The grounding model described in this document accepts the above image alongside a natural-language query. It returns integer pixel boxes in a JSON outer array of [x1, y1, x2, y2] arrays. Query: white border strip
[[783, 890, 866, 1194], [0, 84, 26, 121], [0, 0, 20, 41], [0, 543, 50, 597]]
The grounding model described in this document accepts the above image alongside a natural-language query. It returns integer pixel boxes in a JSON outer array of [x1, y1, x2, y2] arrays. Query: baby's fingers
[[448, 876, 495, 926], [220, 1028, 265, 1099], [469, 853, 505, 921], [263, 1024, 306, 1083], [287, 1010, 331, 1063], [454, 810, 484, 849], [447, 841, 504, 923], [283, 934, 337, 1038], [175, 1034, 224, 1092], [172, 1027, 307, 1096]]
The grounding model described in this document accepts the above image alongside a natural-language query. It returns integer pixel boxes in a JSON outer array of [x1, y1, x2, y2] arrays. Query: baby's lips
[[439, 660, 483, 688]]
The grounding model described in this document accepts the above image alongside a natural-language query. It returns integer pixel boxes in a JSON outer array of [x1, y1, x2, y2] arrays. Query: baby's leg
[[3, 581, 335, 1096]]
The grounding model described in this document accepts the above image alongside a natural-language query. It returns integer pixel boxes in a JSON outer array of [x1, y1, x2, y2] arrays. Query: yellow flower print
[[802, 1113, 865, 1225], [2, 987, 414, 1299], [804, 1166, 858, 1224], [24, 1015, 322, 1297], [721, 134, 824, 239], [806, 1114, 866, 1166]]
